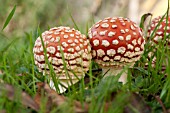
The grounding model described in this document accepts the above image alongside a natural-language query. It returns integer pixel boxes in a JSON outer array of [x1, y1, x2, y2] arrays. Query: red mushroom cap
[[88, 17, 145, 67], [147, 15, 170, 45], [33, 26, 92, 79]]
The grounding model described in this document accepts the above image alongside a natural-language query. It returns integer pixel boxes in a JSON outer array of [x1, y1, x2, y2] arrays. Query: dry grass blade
[[154, 95, 167, 113], [124, 93, 151, 113], [0, 83, 39, 111]]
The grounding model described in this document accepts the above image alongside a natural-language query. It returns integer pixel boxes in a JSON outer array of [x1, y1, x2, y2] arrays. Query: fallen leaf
[[0, 83, 39, 112], [36, 82, 89, 113]]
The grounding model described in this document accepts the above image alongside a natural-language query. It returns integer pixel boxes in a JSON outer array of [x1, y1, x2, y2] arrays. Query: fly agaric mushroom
[[146, 15, 170, 67], [147, 15, 170, 46], [88, 17, 145, 83], [33, 26, 92, 93]]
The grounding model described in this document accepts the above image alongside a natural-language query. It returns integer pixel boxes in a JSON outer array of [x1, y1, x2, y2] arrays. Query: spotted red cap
[[33, 26, 92, 79], [88, 17, 145, 67], [147, 15, 170, 45]]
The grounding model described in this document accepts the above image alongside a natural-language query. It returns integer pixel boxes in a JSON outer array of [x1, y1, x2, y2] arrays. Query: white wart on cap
[[88, 17, 145, 68], [33, 26, 92, 92]]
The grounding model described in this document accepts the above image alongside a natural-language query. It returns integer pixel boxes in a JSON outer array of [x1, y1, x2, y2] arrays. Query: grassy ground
[[0, 3, 170, 113]]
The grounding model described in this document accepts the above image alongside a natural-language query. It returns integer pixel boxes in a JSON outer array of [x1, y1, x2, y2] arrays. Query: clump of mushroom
[[88, 17, 145, 83], [33, 26, 92, 93]]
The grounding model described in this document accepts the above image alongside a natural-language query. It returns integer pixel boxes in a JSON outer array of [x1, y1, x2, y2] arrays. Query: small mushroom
[[147, 15, 170, 46], [88, 17, 145, 83], [146, 15, 170, 68], [33, 26, 92, 93]]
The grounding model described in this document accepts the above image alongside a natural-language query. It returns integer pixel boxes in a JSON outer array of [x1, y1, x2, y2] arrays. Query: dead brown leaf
[[0, 83, 39, 112], [35, 82, 89, 113]]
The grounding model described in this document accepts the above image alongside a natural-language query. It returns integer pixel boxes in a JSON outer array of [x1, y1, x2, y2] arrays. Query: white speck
[[70, 43, 76, 47], [40, 46, 43, 51], [65, 29, 72, 33], [54, 36, 60, 42], [79, 39, 83, 42], [97, 49, 105, 57], [112, 25, 117, 28], [57, 46, 64, 51], [138, 38, 142, 45], [124, 51, 131, 57], [54, 31, 59, 35], [117, 47, 126, 54], [74, 39, 79, 43], [127, 44, 134, 50], [158, 24, 163, 29], [84, 40, 88, 46], [130, 25, 135, 30], [50, 38, 55, 42], [118, 36, 124, 40], [133, 32, 137, 35], [62, 42, 68, 47], [47, 35, 52, 39], [156, 31, 163, 35], [87, 45, 91, 52], [64, 35, 68, 38], [47, 46, 56, 54], [99, 30, 107, 36], [110, 19, 116, 22], [79, 44, 83, 48], [103, 56, 110, 61], [93, 31, 98, 36], [67, 48, 74, 52], [135, 47, 140, 52], [112, 40, 119, 45], [141, 41, 145, 50], [154, 36, 162, 41], [114, 56, 121, 60], [55, 53, 61, 57], [125, 29, 129, 32], [95, 24, 100, 28], [103, 19, 109, 22], [126, 35, 131, 41], [101, 23, 109, 28], [75, 46, 80, 51], [132, 39, 137, 45], [151, 24, 155, 27], [107, 49, 116, 56], [69, 60, 76, 65], [68, 39, 73, 43], [92, 50, 96, 57], [93, 39, 100, 46], [70, 34, 74, 37], [102, 40, 110, 47], [122, 23, 126, 26], [120, 29, 125, 34], [108, 31, 116, 37], [133, 23, 138, 28]]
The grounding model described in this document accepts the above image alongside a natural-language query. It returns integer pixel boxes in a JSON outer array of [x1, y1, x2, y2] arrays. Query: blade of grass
[[0, 37, 19, 56], [2, 5, 16, 31], [139, 13, 152, 30], [67, 6, 79, 31]]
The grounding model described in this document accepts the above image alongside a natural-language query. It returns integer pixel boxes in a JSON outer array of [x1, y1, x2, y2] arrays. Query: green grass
[[0, 3, 170, 113]]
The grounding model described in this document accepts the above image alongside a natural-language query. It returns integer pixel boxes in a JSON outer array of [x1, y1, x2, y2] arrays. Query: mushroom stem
[[49, 79, 80, 93], [102, 67, 127, 84]]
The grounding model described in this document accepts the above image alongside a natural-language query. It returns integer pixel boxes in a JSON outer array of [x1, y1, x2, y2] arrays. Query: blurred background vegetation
[[0, 0, 168, 37]]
